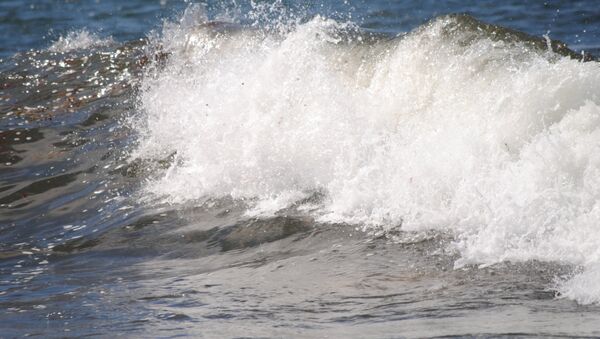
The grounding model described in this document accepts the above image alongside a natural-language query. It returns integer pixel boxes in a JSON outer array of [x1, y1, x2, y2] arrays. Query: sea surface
[[2, 0, 600, 337]]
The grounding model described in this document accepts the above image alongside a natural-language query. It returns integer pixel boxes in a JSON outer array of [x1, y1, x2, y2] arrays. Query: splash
[[557, 265, 600, 305], [133, 7, 600, 303], [48, 29, 113, 52]]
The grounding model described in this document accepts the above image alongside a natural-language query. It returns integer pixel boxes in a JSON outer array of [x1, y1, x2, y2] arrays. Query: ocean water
[[2, 0, 600, 337]]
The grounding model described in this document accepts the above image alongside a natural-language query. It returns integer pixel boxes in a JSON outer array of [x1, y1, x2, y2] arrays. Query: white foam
[[557, 264, 600, 305], [244, 190, 311, 218], [133, 10, 600, 303], [48, 30, 113, 52]]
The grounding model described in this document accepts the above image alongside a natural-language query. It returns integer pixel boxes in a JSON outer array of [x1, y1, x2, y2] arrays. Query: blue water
[[2, 1, 600, 337], [2, 0, 599, 59]]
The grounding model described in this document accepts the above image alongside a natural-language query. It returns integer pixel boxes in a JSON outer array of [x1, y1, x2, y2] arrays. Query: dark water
[[2, 1, 600, 337]]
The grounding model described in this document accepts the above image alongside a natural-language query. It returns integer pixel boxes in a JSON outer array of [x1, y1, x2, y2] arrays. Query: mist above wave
[[132, 5, 600, 304]]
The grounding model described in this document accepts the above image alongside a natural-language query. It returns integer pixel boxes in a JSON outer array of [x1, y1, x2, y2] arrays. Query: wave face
[[133, 6, 600, 303]]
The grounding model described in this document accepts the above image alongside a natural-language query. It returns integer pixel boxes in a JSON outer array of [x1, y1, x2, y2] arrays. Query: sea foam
[[134, 6, 600, 303]]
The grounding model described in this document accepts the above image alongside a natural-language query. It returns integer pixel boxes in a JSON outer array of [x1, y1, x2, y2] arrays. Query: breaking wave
[[133, 5, 600, 304]]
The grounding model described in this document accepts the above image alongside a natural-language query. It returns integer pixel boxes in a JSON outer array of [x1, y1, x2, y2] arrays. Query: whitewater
[[3, 1, 600, 337], [133, 6, 600, 305]]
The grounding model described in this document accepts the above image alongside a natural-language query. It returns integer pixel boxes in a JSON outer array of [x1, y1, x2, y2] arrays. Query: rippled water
[[2, 1, 600, 337]]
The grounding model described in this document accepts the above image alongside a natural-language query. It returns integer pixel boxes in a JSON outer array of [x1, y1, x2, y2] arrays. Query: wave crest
[[133, 11, 600, 303], [49, 29, 113, 52]]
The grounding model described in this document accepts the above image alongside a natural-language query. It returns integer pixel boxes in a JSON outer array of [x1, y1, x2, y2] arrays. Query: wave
[[132, 5, 600, 304]]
